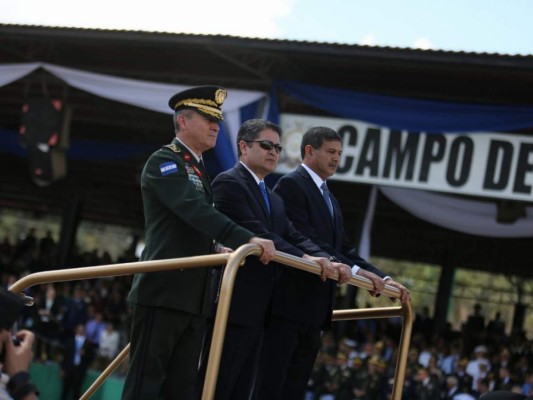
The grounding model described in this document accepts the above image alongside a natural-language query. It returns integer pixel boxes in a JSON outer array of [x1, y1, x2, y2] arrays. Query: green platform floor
[[30, 362, 125, 400]]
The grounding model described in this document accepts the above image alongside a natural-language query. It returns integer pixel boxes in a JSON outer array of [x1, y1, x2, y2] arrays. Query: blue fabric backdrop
[[273, 81, 533, 133], [207, 99, 265, 175]]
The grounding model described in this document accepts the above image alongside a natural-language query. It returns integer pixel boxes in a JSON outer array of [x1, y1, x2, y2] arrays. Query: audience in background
[[1, 227, 532, 400], [1, 229, 132, 380]]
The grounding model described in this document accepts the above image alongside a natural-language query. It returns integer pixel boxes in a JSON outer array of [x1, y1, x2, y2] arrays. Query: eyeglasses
[[246, 140, 283, 154]]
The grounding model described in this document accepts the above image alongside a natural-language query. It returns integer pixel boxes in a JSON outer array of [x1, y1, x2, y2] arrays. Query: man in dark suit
[[413, 367, 442, 400], [60, 323, 96, 400], [443, 375, 462, 400], [198, 119, 356, 400], [34, 283, 64, 361], [258, 126, 410, 400], [122, 87, 275, 400]]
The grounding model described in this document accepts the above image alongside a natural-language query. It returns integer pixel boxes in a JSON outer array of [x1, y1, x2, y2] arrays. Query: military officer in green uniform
[[122, 86, 275, 400]]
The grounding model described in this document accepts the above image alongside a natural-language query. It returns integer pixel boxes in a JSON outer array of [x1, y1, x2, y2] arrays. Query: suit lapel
[[236, 163, 272, 223], [297, 166, 335, 229], [296, 165, 339, 246]]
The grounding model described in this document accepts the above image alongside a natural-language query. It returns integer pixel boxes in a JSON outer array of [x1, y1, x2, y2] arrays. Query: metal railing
[[9, 244, 412, 400]]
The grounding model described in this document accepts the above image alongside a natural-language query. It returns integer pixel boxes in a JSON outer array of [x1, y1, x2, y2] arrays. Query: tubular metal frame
[[9, 244, 412, 400]]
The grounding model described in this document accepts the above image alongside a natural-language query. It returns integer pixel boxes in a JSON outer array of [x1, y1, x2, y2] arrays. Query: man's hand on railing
[[214, 243, 233, 254], [248, 237, 276, 264], [356, 269, 385, 297], [332, 263, 352, 284], [302, 255, 334, 281], [383, 279, 411, 303], [220, 247, 233, 254]]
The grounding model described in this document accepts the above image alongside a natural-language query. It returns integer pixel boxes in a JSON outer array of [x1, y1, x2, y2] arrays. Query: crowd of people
[[1, 216, 532, 400], [0, 228, 133, 399], [305, 309, 533, 400]]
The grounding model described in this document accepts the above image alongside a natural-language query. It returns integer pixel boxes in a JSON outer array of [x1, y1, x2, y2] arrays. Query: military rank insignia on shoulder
[[163, 144, 181, 153]]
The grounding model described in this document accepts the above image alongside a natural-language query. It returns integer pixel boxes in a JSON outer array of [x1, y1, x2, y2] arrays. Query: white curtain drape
[[354, 185, 532, 261], [0, 62, 41, 86], [0, 62, 267, 138], [380, 186, 533, 238]]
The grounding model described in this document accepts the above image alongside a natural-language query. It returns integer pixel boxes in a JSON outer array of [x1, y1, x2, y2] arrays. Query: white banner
[[278, 114, 533, 202]]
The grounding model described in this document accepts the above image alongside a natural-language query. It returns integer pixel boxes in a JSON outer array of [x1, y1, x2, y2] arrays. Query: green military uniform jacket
[[128, 138, 254, 316]]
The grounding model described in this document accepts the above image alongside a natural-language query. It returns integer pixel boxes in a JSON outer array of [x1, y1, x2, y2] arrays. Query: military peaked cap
[[168, 85, 227, 121]]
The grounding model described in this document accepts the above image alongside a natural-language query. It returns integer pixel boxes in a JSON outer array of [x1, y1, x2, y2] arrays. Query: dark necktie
[[199, 157, 210, 182], [259, 181, 271, 213], [321, 182, 334, 217]]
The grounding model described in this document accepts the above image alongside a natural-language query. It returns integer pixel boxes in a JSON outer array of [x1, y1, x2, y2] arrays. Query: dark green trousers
[[122, 305, 206, 400]]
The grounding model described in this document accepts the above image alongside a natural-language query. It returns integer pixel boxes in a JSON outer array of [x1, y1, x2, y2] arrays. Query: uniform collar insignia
[[164, 143, 181, 153]]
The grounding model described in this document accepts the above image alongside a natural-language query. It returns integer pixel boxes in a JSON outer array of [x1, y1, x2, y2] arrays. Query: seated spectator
[[441, 341, 462, 376], [466, 345, 491, 390], [33, 284, 64, 361], [61, 286, 88, 339], [494, 365, 518, 392], [96, 321, 121, 370], [521, 371, 533, 397], [413, 366, 441, 400], [445, 374, 477, 400], [84, 308, 105, 348], [355, 356, 389, 400], [475, 377, 491, 398], [60, 323, 95, 400]]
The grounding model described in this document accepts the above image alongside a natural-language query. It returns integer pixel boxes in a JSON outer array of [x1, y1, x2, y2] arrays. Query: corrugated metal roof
[[1, 23, 531, 60]]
